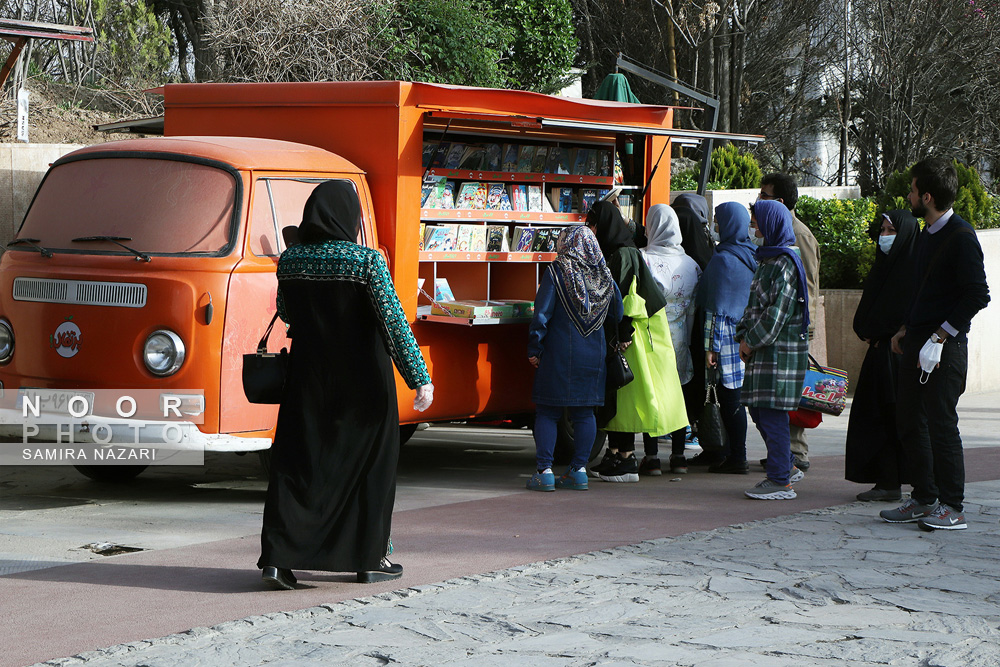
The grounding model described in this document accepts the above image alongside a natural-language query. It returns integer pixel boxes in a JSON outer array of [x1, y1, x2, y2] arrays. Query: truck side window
[[268, 178, 365, 251], [249, 181, 279, 257]]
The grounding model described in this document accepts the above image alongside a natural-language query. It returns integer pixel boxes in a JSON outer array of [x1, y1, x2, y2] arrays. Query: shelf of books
[[424, 168, 613, 187], [421, 209, 587, 224], [420, 251, 556, 262]]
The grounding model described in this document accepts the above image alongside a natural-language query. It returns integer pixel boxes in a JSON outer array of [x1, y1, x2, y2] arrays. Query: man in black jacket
[[881, 157, 990, 531]]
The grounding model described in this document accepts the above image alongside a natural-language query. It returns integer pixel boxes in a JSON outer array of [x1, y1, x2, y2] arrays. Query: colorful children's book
[[432, 300, 516, 319], [513, 226, 536, 252], [530, 146, 548, 173], [486, 183, 513, 210], [483, 143, 502, 171], [613, 152, 624, 184], [434, 277, 455, 302], [511, 184, 528, 212], [516, 145, 535, 172], [424, 225, 457, 251], [455, 224, 474, 252], [527, 185, 543, 212], [455, 182, 488, 209], [486, 225, 509, 251], [418, 222, 426, 251], [421, 176, 453, 209], [458, 145, 486, 170], [501, 144, 519, 172], [469, 225, 488, 252], [443, 143, 466, 169]]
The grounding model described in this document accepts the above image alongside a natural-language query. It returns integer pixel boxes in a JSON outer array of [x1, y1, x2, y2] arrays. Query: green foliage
[[486, 0, 577, 94], [709, 144, 763, 190], [877, 160, 1000, 229], [796, 196, 879, 290], [92, 0, 172, 87], [670, 165, 740, 193]]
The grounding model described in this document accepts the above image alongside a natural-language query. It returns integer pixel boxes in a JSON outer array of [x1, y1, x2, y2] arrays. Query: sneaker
[[789, 467, 805, 484], [708, 458, 749, 474], [684, 425, 700, 449], [688, 451, 724, 466], [526, 470, 555, 492], [880, 498, 938, 523], [856, 486, 903, 502], [357, 557, 403, 583], [555, 467, 588, 490], [668, 455, 688, 474], [917, 504, 967, 531], [588, 450, 616, 478], [638, 456, 662, 476], [599, 454, 639, 483], [744, 478, 797, 500]]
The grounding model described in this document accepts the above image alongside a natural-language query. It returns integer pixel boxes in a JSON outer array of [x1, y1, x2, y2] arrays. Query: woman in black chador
[[845, 210, 919, 501], [258, 181, 433, 589]]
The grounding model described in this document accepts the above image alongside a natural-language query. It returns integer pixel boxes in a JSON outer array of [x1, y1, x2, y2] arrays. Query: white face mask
[[750, 234, 765, 247], [878, 234, 896, 254]]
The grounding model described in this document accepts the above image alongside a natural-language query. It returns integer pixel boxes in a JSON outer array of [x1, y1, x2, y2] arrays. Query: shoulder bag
[[605, 331, 634, 390], [799, 354, 848, 416], [698, 366, 727, 452], [242, 313, 289, 404]]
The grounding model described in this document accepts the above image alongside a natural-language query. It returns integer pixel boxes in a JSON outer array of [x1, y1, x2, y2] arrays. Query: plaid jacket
[[735, 255, 809, 410], [705, 313, 744, 389]]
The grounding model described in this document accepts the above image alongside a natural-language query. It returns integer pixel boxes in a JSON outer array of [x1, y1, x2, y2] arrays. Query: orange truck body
[[0, 81, 675, 452]]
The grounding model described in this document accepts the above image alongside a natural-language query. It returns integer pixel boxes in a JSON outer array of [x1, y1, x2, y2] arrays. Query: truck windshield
[[17, 157, 237, 256]]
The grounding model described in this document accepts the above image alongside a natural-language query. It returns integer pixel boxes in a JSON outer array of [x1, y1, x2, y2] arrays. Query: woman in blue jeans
[[527, 226, 623, 491]]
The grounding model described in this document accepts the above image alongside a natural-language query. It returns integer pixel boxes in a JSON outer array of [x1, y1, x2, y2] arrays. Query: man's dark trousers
[[896, 330, 968, 512]]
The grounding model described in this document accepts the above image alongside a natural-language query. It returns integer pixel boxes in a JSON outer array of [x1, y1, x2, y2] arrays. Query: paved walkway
[[10, 391, 1000, 667]]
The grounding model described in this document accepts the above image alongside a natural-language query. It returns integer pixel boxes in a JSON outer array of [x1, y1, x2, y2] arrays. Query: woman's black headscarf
[[298, 180, 362, 245], [588, 201, 634, 258], [852, 209, 920, 341], [672, 193, 715, 270]]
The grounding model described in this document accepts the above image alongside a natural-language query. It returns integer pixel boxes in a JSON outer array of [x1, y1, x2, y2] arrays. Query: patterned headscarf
[[550, 225, 615, 337]]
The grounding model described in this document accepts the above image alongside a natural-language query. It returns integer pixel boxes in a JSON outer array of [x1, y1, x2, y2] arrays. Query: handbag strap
[[704, 366, 720, 405], [257, 312, 280, 353]]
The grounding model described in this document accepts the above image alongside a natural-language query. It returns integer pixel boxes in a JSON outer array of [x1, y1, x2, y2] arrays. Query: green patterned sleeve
[[366, 252, 432, 389]]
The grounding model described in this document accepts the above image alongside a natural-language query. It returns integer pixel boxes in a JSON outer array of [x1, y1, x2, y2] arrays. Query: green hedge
[[877, 160, 1000, 229], [796, 196, 878, 290]]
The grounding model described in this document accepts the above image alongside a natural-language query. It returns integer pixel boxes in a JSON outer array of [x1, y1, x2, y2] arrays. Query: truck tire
[[551, 410, 607, 465], [73, 465, 148, 483]]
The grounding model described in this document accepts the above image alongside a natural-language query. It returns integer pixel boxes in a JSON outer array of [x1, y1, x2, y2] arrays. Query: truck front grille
[[12, 278, 147, 308]]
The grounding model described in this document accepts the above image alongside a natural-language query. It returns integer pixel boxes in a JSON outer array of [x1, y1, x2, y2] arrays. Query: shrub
[[877, 160, 1000, 229], [796, 196, 879, 290], [709, 144, 762, 190]]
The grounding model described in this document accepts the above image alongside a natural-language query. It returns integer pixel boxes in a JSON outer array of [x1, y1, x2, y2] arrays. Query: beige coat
[[791, 212, 820, 333]]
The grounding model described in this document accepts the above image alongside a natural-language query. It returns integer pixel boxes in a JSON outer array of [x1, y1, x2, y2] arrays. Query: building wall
[[0, 144, 83, 246]]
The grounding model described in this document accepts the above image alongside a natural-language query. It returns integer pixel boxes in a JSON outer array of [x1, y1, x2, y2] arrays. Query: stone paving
[[38, 480, 1000, 667]]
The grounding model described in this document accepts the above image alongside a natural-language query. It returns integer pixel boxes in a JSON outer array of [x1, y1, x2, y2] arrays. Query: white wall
[[670, 186, 861, 224], [967, 228, 1000, 392]]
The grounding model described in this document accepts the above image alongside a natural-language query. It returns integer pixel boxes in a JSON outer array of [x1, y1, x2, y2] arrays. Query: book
[[486, 225, 509, 251], [549, 187, 573, 213], [430, 142, 450, 167], [501, 143, 519, 171], [486, 182, 513, 210], [512, 226, 536, 252], [424, 225, 456, 251], [434, 278, 455, 302], [586, 150, 599, 176], [455, 224, 474, 252], [421, 142, 437, 168], [443, 143, 466, 169], [483, 143, 502, 171], [540, 227, 559, 252], [600, 150, 613, 177], [455, 182, 488, 209], [544, 147, 562, 174], [580, 189, 598, 214], [530, 228, 551, 252], [527, 185, 543, 212], [572, 148, 589, 175], [516, 145, 535, 172], [511, 184, 528, 212], [431, 300, 516, 319], [458, 145, 486, 170], [613, 152, 624, 184], [421, 176, 453, 209], [542, 192, 554, 212], [492, 300, 534, 318], [530, 146, 548, 173], [469, 225, 488, 252], [418, 222, 426, 251]]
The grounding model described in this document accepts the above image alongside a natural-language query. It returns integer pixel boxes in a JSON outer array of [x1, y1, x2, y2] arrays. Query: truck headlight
[[143, 330, 185, 376], [0, 319, 13, 364]]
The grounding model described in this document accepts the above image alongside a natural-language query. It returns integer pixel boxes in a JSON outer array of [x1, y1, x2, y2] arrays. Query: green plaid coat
[[735, 255, 808, 410]]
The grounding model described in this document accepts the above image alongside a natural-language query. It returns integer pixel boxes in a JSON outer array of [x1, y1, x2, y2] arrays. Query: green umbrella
[[593, 72, 640, 103]]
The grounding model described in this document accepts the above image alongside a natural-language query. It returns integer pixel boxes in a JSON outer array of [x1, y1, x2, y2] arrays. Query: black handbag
[[605, 332, 635, 390], [698, 367, 727, 452], [242, 313, 289, 404]]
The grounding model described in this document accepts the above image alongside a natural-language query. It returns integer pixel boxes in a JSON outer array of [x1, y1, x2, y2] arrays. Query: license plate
[[17, 388, 96, 417]]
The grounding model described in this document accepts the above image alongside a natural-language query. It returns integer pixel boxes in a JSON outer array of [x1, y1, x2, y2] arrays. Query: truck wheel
[[73, 465, 148, 483], [551, 410, 607, 466], [399, 424, 418, 445]]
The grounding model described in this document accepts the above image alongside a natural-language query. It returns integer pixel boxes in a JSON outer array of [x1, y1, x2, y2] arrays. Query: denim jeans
[[748, 406, 792, 485], [896, 336, 968, 511], [534, 404, 597, 471]]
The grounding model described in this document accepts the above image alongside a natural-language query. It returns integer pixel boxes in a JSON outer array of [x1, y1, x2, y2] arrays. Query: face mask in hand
[[918, 337, 944, 384], [878, 235, 896, 254]]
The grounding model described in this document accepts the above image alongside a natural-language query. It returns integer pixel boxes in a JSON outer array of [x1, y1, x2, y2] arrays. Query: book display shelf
[[416, 126, 642, 326]]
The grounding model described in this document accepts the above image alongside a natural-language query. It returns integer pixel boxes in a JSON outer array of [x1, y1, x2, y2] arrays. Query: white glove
[[918, 338, 943, 383], [413, 383, 434, 412]]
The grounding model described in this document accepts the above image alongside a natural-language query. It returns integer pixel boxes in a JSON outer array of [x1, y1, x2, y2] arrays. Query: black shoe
[[588, 450, 617, 478], [688, 451, 724, 466], [357, 557, 403, 584], [668, 455, 688, 474], [598, 453, 639, 482], [856, 486, 902, 502], [708, 458, 750, 474], [794, 458, 810, 472], [262, 566, 297, 590], [638, 456, 662, 476]]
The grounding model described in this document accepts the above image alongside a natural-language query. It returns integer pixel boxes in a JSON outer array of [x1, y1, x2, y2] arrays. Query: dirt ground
[[0, 80, 158, 145]]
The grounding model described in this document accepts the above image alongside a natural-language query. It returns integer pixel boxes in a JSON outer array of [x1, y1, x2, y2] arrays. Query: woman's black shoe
[[708, 458, 750, 474], [262, 566, 297, 590], [687, 451, 724, 466], [357, 557, 403, 584]]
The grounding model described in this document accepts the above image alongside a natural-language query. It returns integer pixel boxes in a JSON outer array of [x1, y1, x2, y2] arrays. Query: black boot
[[357, 557, 403, 584]]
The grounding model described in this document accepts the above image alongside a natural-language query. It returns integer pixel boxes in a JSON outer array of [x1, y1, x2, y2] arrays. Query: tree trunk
[[730, 30, 744, 134], [716, 33, 730, 134]]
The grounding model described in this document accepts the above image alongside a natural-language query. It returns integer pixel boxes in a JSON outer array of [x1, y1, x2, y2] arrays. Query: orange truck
[[0, 81, 746, 481]]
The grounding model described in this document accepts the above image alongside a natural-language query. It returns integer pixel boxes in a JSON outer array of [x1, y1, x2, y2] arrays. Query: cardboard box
[[431, 300, 516, 319]]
